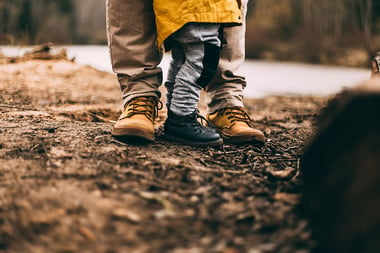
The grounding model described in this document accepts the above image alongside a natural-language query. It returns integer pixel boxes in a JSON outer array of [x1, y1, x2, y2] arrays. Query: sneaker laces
[[218, 107, 253, 126], [121, 97, 163, 122]]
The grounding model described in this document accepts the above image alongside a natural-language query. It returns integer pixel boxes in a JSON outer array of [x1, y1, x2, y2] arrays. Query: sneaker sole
[[112, 127, 155, 142], [164, 134, 223, 148]]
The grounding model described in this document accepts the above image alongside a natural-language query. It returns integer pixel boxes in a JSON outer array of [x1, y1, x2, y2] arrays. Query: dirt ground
[[0, 50, 330, 253]]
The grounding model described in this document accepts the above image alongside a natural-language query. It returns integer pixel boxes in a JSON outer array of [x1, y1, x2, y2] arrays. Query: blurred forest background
[[0, 0, 379, 66]]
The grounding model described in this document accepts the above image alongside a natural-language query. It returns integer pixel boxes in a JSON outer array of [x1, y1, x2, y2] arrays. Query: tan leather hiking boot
[[207, 107, 265, 144], [112, 97, 161, 141]]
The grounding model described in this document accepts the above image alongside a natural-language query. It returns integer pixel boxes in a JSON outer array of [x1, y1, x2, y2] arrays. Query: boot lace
[[219, 107, 253, 126], [195, 110, 215, 128], [121, 97, 163, 122]]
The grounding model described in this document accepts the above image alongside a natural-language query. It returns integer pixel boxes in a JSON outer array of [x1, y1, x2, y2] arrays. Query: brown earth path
[[0, 53, 328, 252]]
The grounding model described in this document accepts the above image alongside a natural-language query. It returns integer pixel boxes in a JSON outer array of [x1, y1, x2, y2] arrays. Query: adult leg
[[205, 0, 247, 112], [107, 0, 162, 106], [206, 0, 265, 144], [107, 0, 162, 141]]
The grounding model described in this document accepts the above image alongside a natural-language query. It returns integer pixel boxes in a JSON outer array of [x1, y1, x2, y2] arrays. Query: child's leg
[[164, 42, 185, 110], [169, 23, 221, 116], [163, 23, 223, 147]]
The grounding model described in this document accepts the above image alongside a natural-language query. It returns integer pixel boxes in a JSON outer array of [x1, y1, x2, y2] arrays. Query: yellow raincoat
[[154, 0, 242, 47]]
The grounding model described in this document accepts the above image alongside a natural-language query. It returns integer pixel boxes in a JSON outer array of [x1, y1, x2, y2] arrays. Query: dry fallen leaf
[[266, 166, 297, 180], [273, 192, 301, 205], [112, 208, 141, 224]]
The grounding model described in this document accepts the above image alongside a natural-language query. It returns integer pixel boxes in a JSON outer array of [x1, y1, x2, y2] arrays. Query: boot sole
[[219, 132, 265, 145], [112, 127, 155, 142], [164, 134, 223, 148]]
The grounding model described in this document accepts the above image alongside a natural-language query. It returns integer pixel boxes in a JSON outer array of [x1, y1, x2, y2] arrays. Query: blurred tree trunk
[[17, 0, 34, 43], [1, 6, 9, 34], [354, 0, 375, 54], [302, 0, 347, 37], [0, 0, 378, 50], [72, 0, 106, 43], [356, 0, 373, 37]]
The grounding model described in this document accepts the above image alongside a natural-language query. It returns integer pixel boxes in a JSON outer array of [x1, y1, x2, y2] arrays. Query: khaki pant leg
[[106, 0, 162, 106], [205, 0, 248, 113]]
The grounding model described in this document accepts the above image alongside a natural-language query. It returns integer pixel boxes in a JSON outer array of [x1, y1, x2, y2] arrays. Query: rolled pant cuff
[[207, 98, 244, 114], [122, 91, 161, 108]]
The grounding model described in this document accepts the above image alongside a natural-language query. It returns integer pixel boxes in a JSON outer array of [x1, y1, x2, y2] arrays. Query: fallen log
[[2, 43, 72, 64], [301, 69, 380, 252]]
